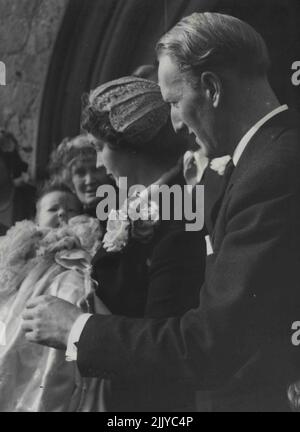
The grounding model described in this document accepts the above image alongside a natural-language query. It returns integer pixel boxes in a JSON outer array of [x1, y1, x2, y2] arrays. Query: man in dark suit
[[23, 13, 300, 411]]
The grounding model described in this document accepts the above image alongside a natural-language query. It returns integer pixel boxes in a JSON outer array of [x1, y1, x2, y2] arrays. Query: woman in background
[[49, 134, 113, 220]]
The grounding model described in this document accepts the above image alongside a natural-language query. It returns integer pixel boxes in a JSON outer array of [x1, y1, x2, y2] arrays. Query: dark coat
[[78, 110, 300, 412], [90, 172, 206, 411]]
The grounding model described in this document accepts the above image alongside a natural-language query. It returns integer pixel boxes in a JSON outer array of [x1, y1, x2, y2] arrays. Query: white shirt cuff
[[65, 313, 92, 362]]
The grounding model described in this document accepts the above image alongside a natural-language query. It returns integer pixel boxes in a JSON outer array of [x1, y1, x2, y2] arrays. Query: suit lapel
[[210, 109, 296, 250]]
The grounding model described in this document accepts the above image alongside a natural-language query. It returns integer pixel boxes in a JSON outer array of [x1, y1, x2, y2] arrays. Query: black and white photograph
[[0, 0, 300, 413]]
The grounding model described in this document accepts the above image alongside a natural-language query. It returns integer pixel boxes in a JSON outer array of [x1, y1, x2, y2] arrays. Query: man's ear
[[200, 71, 222, 108]]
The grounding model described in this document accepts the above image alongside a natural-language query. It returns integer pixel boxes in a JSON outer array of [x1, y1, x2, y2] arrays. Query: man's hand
[[22, 295, 83, 350]]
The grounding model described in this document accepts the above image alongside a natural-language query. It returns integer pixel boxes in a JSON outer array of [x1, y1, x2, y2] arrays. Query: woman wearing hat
[[49, 133, 112, 220], [81, 77, 206, 411], [0, 130, 36, 233]]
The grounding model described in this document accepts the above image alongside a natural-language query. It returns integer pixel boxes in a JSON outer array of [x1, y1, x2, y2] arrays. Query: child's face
[[37, 191, 81, 228]]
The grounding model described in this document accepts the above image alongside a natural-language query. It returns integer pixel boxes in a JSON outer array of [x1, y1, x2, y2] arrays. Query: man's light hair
[[156, 13, 270, 81]]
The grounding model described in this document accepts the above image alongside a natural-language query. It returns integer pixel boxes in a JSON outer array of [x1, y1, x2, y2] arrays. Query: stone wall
[[0, 0, 69, 176]]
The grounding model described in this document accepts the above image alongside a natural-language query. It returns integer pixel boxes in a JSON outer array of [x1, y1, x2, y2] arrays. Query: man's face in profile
[[158, 54, 220, 159]]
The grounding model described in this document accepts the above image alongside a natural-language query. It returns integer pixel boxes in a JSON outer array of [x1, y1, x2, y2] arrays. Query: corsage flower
[[130, 198, 159, 243], [103, 195, 160, 253], [210, 155, 232, 176], [103, 209, 131, 252]]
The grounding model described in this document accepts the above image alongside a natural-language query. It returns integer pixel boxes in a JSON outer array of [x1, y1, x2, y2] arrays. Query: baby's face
[[37, 191, 81, 228]]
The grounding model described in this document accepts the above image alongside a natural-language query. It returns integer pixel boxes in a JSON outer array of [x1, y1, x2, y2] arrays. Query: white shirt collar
[[232, 104, 289, 166]]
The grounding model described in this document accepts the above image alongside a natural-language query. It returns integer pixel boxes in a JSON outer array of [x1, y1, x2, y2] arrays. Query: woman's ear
[[200, 71, 222, 108]]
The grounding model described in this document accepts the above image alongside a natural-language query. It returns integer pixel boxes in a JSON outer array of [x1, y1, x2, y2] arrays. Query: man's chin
[[204, 146, 228, 160], [194, 138, 225, 160]]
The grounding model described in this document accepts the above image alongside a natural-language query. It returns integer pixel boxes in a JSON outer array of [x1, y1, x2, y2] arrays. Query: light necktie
[[209, 158, 235, 233]]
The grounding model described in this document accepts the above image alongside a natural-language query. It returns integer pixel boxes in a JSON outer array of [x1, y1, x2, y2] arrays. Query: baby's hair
[[35, 181, 82, 214]]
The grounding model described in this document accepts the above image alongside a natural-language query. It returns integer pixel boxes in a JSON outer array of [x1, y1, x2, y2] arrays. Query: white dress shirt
[[232, 104, 288, 166], [66, 104, 289, 362], [66, 313, 92, 361]]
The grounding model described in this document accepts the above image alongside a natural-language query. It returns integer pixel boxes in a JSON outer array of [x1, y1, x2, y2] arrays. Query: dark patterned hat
[[87, 77, 170, 145]]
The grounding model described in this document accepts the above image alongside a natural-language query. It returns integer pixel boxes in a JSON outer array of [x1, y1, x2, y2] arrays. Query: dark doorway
[[37, 0, 300, 178]]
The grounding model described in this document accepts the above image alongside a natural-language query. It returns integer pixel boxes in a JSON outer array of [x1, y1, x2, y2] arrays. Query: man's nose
[[96, 152, 104, 169], [171, 108, 185, 133]]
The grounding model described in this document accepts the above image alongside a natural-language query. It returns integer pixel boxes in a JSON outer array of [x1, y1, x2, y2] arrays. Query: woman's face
[[71, 156, 107, 207], [97, 142, 136, 189], [37, 191, 81, 228]]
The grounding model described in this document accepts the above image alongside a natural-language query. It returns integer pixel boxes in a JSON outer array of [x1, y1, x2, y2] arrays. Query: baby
[[0, 182, 103, 412], [36, 183, 82, 229]]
